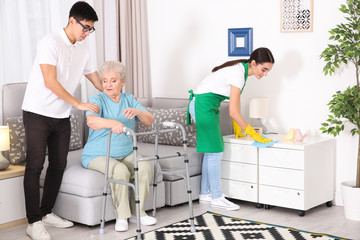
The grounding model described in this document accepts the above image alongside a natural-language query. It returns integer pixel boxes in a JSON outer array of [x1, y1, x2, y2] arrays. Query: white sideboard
[[221, 134, 335, 216], [0, 165, 26, 229], [221, 139, 258, 203]]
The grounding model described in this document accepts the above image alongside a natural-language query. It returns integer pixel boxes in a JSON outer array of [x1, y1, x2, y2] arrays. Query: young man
[[21, 2, 103, 240]]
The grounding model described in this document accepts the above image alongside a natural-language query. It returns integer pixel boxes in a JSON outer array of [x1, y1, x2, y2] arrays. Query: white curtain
[[118, 0, 152, 98], [0, 0, 96, 122], [0, 0, 151, 106], [0, 0, 77, 85], [93, 0, 152, 99]]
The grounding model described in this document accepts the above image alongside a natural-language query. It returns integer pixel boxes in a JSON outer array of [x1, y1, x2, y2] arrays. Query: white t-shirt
[[194, 63, 246, 97], [22, 29, 96, 118]]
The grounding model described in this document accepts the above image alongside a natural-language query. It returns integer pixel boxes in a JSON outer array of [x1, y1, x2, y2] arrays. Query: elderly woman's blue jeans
[[189, 99, 223, 199]]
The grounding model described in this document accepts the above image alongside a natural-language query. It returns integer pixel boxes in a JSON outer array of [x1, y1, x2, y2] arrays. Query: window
[[0, 0, 79, 84]]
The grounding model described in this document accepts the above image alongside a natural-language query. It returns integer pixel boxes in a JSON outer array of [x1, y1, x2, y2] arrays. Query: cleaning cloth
[[251, 134, 279, 148]]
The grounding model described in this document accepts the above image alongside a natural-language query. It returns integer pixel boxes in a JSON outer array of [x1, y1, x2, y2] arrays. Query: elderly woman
[[81, 61, 156, 232]]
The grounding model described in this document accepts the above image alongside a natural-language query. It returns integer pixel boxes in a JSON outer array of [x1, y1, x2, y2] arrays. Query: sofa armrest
[[2, 82, 27, 122]]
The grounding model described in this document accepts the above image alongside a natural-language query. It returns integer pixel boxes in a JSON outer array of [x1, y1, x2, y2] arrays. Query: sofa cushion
[[137, 107, 197, 147], [5, 116, 26, 164], [56, 150, 105, 197]]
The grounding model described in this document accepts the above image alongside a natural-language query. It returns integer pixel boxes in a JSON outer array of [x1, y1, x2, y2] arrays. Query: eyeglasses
[[74, 17, 95, 33]]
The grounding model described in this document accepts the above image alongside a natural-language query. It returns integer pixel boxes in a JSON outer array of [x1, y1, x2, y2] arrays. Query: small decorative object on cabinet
[[281, 128, 295, 141], [294, 128, 307, 142], [221, 134, 335, 216]]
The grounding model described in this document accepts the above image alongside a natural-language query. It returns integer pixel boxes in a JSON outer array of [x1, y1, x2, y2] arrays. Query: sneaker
[[211, 195, 240, 211], [129, 215, 157, 226], [115, 218, 128, 232], [42, 213, 74, 228], [26, 221, 51, 240], [199, 193, 212, 204]]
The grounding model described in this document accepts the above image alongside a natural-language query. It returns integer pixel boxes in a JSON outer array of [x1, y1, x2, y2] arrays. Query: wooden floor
[[1, 199, 360, 240]]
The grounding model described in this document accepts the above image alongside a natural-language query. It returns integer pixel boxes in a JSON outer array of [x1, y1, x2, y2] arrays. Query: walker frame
[[98, 121, 196, 239]]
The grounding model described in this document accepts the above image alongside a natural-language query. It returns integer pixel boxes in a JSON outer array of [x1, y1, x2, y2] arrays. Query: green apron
[[187, 62, 248, 153]]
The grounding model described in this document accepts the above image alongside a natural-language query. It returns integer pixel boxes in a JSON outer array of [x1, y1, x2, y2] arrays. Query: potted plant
[[319, 0, 360, 221]]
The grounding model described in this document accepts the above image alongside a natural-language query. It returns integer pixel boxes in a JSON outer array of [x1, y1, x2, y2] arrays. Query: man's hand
[[76, 102, 100, 114], [122, 108, 139, 119]]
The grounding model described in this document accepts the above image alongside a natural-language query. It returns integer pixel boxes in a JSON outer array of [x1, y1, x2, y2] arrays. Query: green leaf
[[321, 0, 360, 139]]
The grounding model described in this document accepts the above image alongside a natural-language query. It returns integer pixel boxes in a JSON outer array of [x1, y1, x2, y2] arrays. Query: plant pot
[[341, 181, 360, 221]]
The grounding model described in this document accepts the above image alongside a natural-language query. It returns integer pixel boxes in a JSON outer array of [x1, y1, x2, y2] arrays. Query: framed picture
[[280, 0, 313, 32], [228, 28, 253, 57]]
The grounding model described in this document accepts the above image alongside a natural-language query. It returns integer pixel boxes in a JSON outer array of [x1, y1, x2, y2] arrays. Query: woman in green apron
[[187, 47, 275, 211]]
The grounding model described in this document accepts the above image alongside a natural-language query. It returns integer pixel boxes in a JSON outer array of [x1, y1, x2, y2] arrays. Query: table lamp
[[0, 126, 10, 170], [249, 97, 268, 135]]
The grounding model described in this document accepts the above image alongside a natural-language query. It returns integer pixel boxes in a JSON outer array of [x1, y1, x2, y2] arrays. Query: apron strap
[[186, 90, 195, 125], [241, 62, 249, 94]]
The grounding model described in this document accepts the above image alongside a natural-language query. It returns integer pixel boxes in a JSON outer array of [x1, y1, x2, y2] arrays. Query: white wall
[[146, 0, 359, 205]]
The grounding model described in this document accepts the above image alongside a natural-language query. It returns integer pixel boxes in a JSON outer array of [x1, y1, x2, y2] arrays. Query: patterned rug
[[126, 211, 350, 240]]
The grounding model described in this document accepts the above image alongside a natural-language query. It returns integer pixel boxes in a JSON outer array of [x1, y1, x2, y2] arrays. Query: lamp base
[[0, 151, 10, 170]]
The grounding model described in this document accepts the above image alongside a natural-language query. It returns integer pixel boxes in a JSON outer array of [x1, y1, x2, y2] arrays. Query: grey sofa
[[2, 82, 232, 226]]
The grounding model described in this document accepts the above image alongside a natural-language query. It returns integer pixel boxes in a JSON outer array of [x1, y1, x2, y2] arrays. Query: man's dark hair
[[69, 1, 98, 22]]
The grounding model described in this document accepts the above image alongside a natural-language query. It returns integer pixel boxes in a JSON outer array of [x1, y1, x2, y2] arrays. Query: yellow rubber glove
[[244, 124, 273, 143], [232, 119, 245, 138]]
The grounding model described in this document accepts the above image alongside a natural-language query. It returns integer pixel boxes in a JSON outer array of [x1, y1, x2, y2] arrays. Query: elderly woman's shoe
[[129, 215, 157, 226], [115, 218, 128, 232]]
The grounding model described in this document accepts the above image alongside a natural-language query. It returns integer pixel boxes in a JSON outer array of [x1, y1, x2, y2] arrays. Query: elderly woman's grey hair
[[101, 61, 126, 81]]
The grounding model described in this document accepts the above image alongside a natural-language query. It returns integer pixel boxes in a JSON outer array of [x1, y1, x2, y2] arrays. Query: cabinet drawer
[[259, 166, 304, 190], [221, 161, 257, 183], [221, 179, 257, 202], [259, 148, 304, 170], [259, 185, 305, 210], [223, 143, 257, 164], [0, 176, 26, 224]]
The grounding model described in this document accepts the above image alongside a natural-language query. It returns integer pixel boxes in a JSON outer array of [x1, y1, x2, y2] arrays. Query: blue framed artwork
[[228, 28, 253, 57]]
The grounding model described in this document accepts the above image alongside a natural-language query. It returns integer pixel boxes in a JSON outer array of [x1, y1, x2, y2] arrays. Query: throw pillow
[[5, 108, 83, 164], [69, 107, 83, 150], [137, 107, 197, 147], [5, 116, 26, 164]]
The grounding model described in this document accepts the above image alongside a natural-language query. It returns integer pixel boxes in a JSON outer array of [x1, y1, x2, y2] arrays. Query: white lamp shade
[[249, 98, 269, 118], [0, 126, 10, 151]]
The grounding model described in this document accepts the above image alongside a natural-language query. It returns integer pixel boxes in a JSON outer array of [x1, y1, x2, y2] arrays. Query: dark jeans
[[23, 111, 71, 224]]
